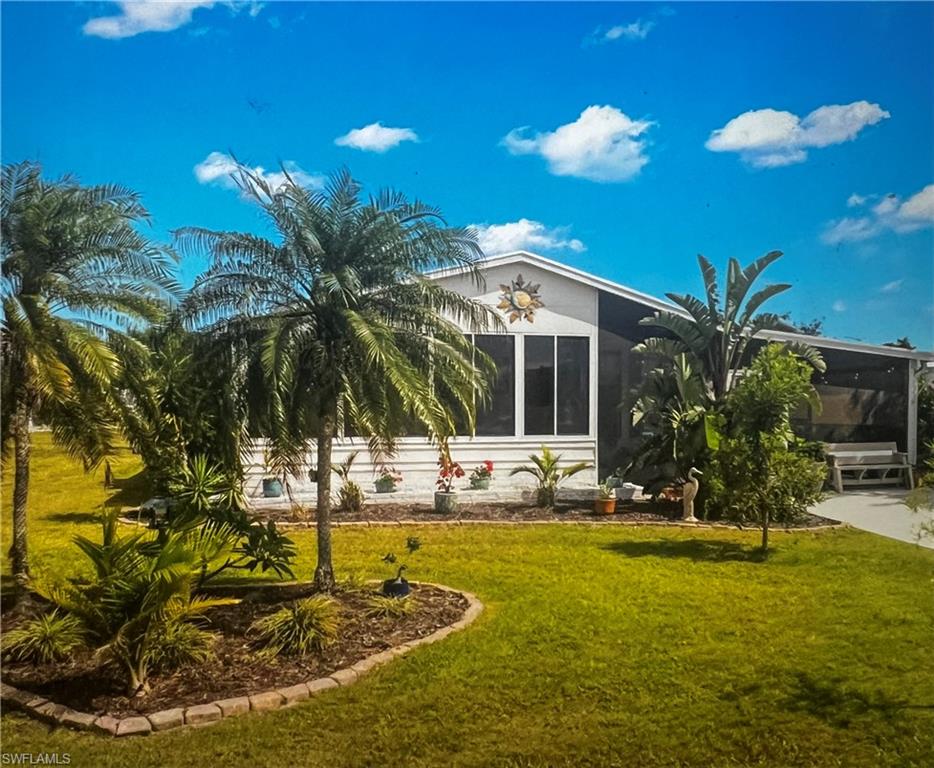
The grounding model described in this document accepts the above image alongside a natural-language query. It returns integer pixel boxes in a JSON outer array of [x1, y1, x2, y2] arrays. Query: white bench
[[823, 442, 914, 493]]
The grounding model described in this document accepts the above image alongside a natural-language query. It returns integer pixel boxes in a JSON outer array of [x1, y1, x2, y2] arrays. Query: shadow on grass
[[601, 538, 769, 563], [45, 511, 102, 524], [783, 672, 934, 728], [103, 470, 152, 509]]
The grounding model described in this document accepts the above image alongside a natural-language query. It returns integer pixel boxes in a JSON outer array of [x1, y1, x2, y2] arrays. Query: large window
[[475, 334, 515, 436], [524, 336, 555, 435], [557, 337, 589, 434], [524, 335, 589, 436]]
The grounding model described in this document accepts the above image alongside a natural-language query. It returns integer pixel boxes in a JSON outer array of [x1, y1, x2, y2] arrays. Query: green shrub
[[705, 436, 826, 525], [148, 618, 217, 671], [250, 596, 341, 657], [337, 480, 366, 512], [2, 610, 85, 664], [366, 594, 417, 619], [37, 515, 236, 695]]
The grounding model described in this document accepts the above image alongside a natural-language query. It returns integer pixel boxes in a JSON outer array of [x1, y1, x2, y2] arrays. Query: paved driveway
[[813, 489, 934, 549]]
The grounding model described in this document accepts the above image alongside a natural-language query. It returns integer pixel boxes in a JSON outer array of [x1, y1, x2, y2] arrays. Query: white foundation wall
[[245, 436, 598, 500]]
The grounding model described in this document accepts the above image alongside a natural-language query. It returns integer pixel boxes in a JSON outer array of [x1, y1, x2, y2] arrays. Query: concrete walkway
[[812, 489, 934, 549]]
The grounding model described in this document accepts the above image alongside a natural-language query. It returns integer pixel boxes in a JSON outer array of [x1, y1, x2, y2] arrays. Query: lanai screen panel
[[596, 291, 658, 477], [793, 348, 909, 449]]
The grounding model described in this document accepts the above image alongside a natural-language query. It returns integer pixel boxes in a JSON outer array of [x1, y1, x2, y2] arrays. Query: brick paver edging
[[119, 515, 843, 534], [0, 584, 483, 738], [246, 518, 845, 533]]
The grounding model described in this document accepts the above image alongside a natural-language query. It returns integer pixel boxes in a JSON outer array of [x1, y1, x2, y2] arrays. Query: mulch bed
[[252, 500, 838, 529], [2, 583, 466, 718]]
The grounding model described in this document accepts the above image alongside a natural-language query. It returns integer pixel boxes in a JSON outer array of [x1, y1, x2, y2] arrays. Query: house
[[245, 251, 933, 498]]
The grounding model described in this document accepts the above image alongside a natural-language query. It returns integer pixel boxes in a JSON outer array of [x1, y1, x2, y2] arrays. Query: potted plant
[[381, 536, 421, 598], [469, 460, 494, 490], [434, 441, 464, 513], [509, 445, 592, 509], [594, 483, 617, 515], [374, 467, 402, 494], [262, 448, 285, 498]]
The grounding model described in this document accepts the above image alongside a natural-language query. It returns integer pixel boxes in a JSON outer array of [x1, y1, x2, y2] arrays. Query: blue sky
[[3, 1, 933, 348]]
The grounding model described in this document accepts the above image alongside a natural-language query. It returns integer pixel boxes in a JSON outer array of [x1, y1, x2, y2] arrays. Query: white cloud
[[821, 184, 934, 244], [334, 122, 418, 153], [898, 184, 934, 223], [706, 101, 889, 167], [880, 279, 904, 294], [832, 300, 847, 313], [847, 193, 867, 208], [194, 151, 323, 195], [471, 219, 586, 256], [502, 105, 653, 183], [83, 1, 262, 39], [585, 19, 655, 45]]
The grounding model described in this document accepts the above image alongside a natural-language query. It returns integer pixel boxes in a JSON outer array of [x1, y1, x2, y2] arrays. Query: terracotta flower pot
[[594, 497, 616, 515]]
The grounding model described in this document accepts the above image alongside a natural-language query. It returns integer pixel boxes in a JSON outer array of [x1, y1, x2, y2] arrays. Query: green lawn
[[3, 434, 934, 767]]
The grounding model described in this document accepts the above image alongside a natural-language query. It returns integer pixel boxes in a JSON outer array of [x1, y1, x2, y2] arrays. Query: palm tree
[[180, 166, 498, 591], [1, 162, 177, 589], [636, 251, 825, 401]]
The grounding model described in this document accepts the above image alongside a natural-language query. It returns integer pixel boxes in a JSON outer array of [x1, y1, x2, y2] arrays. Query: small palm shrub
[[2, 610, 85, 664], [337, 481, 366, 513], [366, 594, 417, 619], [510, 445, 592, 508], [250, 596, 341, 657], [333, 451, 366, 512], [38, 515, 236, 695], [148, 617, 217, 671]]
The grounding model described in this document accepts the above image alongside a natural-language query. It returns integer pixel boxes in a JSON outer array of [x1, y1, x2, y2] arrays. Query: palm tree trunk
[[11, 397, 32, 590], [313, 414, 336, 592]]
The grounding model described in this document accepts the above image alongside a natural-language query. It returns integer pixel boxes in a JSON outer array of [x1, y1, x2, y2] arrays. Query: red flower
[[484, 460, 494, 473]]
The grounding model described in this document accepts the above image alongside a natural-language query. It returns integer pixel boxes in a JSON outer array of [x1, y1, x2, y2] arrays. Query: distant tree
[[884, 337, 916, 350], [795, 318, 824, 336], [1, 162, 177, 590], [180, 166, 498, 591]]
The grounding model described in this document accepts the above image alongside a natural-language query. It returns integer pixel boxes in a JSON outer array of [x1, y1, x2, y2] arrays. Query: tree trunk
[[11, 397, 32, 591], [313, 415, 336, 592], [761, 510, 770, 552]]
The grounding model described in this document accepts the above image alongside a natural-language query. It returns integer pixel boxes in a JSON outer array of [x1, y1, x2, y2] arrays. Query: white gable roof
[[426, 250, 933, 362]]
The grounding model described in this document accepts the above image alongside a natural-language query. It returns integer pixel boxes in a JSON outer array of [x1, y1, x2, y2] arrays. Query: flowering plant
[[436, 444, 464, 493], [377, 467, 403, 484], [470, 460, 494, 481]]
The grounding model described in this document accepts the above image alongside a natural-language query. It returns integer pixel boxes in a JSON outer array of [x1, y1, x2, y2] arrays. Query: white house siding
[[246, 260, 601, 500], [244, 436, 597, 499]]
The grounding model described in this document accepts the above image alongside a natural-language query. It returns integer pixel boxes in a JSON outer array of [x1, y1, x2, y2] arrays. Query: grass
[[3, 434, 934, 767]]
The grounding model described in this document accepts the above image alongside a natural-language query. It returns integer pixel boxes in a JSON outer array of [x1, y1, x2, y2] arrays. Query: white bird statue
[[682, 466, 703, 522]]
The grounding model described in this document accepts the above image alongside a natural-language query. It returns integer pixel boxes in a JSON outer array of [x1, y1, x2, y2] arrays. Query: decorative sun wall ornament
[[497, 273, 544, 323]]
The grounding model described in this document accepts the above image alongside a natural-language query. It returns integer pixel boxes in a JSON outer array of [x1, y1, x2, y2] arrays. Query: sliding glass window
[[474, 335, 515, 436], [524, 336, 555, 435], [557, 336, 589, 434]]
